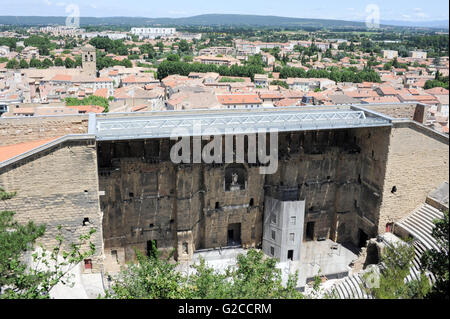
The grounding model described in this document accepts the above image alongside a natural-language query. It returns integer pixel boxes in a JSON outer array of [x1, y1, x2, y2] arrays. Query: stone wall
[[377, 122, 449, 234], [98, 127, 392, 271], [0, 138, 104, 273], [0, 115, 89, 146]]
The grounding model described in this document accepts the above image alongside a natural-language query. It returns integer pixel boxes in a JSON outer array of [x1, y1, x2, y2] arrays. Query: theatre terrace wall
[[378, 121, 449, 234], [0, 137, 104, 273], [0, 115, 89, 146]]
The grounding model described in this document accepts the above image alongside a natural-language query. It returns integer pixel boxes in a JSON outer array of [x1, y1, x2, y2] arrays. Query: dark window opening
[[371, 150, 375, 159], [84, 190, 88, 193], [182, 242, 188, 255], [129, 192, 134, 198], [270, 246, 275, 256], [358, 175, 362, 184], [287, 250, 294, 261], [306, 222, 315, 241], [215, 202, 220, 209], [149, 223, 154, 228], [391, 186, 397, 194], [249, 198, 254, 207], [170, 219, 174, 224], [82, 218, 89, 226], [354, 200, 358, 208]]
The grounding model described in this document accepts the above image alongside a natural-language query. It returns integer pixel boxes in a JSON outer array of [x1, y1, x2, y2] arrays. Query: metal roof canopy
[[92, 109, 392, 141]]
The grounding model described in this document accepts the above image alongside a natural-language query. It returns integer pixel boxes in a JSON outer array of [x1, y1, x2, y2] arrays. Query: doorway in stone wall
[[358, 229, 369, 248], [227, 223, 241, 246]]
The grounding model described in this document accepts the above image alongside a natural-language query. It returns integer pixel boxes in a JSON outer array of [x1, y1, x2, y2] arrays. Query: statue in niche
[[231, 172, 239, 186]]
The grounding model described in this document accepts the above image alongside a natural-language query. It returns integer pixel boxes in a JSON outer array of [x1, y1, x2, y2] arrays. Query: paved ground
[[177, 241, 358, 291]]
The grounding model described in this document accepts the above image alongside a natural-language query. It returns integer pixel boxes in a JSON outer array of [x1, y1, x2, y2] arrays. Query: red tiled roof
[[94, 88, 108, 98], [425, 87, 449, 95], [217, 94, 262, 105], [67, 105, 105, 113], [52, 74, 72, 82], [0, 138, 59, 162]]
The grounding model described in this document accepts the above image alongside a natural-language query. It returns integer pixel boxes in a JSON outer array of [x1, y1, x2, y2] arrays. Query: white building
[[409, 51, 428, 59], [130, 28, 177, 39], [381, 50, 398, 59], [263, 197, 305, 262]]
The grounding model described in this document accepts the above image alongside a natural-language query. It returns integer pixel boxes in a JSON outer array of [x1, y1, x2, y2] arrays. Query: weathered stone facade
[[0, 112, 447, 274], [0, 137, 104, 273], [98, 127, 392, 270], [0, 115, 89, 146], [377, 121, 449, 234]]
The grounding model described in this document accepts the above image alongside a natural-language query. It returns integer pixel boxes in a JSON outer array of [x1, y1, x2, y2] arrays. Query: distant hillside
[[0, 14, 446, 30], [0, 14, 374, 29]]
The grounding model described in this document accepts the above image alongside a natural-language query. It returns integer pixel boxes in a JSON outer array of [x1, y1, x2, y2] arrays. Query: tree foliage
[[0, 188, 96, 299], [65, 95, 110, 112], [157, 60, 265, 81], [421, 211, 449, 299], [105, 248, 303, 299], [363, 242, 431, 299]]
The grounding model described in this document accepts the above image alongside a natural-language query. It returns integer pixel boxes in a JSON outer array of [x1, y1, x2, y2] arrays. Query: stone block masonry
[[0, 115, 89, 146], [378, 121, 449, 234], [0, 138, 104, 273]]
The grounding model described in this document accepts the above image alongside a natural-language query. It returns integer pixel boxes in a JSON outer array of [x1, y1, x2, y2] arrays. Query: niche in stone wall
[[224, 164, 247, 191]]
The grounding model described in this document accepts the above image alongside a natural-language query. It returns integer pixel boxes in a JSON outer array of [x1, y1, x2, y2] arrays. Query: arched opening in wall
[[364, 243, 380, 269], [391, 186, 397, 194], [224, 164, 247, 191], [82, 218, 90, 226], [249, 198, 254, 207]]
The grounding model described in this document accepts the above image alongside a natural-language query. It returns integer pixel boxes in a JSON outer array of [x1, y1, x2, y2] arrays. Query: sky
[[1, 0, 449, 21]]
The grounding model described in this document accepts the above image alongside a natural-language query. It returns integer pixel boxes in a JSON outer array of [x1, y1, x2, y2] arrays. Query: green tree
[[64, 58, 75, 68], [105, 248, 303, 299], [41, 58, 53, 68], [421, 211, 449, 299], [19, 59, 29, 69], [0, 188, 96, 299], [363, 242, 431, 299], [166, 54, 180, 62], [54, 57, 64, 67], [65, 95, 110, 113], [6, 58, 19, 69], [29, 58, 41, 68]]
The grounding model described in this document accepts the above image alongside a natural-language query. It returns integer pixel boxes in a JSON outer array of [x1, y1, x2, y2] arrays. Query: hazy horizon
[[1, 0, 448, 22]]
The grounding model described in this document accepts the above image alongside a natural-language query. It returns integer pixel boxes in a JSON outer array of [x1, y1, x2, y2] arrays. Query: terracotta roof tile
[[0, 138, 59, 162]]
